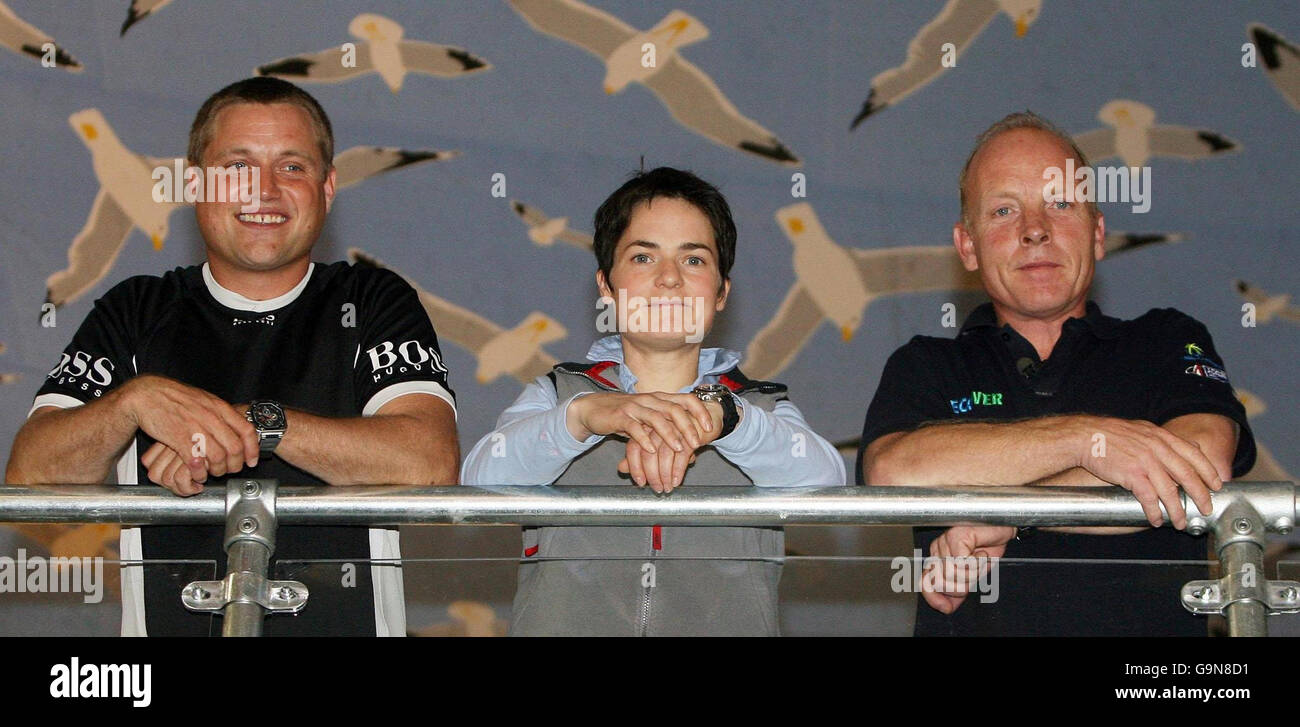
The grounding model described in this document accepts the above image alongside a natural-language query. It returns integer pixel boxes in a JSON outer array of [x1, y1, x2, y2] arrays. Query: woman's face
[[598, 197, 729, 350]]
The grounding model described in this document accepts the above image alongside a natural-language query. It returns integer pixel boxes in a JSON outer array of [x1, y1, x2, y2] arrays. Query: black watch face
[[251, 403, 285, 429]]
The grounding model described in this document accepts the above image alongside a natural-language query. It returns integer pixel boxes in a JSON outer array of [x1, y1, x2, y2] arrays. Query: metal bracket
[[182, 479, 309, 633], [1184, 480, 1295, 537], [1181, 578, 1300, 615], [182, 573, 309, 613], [1181, 485, 1299, 634]]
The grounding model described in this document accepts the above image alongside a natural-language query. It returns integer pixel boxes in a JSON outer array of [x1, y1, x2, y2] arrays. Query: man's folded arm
[[6, 392, 138, 485], [278, 392, 459, 486]]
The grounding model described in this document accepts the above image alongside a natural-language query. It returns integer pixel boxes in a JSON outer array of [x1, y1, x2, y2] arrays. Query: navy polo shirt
[[857, 301, 1255, 636]]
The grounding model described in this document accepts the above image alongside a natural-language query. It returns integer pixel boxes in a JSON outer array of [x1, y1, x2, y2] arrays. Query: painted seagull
[[47, 109, 457, 308], [746, 203, 1184, 380], [257, 13, 490, 94], [348, 248, 566, 385], [511, 200, 593, 250], [0, 0, 82, 71], [509, 0, 798, 166], [1248, 23, 1300, 112], [1072, 100, 1238, 168], [851, 0, 1040, 128], [120, 0, 174, 36], [1235, 280, 1300, 325], [0, 341, 18, 384]]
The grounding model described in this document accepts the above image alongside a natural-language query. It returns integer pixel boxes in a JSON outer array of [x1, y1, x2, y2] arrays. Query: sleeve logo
[[46, 350, 115, 396], [364, 340, 447, 382]]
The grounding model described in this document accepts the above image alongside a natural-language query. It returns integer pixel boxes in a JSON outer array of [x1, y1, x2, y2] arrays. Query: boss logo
[[47, 351, 115, 396], [365, 340, 447, 381]]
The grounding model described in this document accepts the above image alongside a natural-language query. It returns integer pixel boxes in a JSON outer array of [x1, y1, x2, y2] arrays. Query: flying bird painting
[[409, 601, 507, 637], [850, 0, 1040, 128], [256, 13, 490, 93], [509, 0, 798, 166], [48, 109, 457, 308], [0, 0, 82, 71], [1235, 280, 1300, 325], [0, 342, 18, 384], [1072, 100, 1238, 168], [1235, 389, 1296, 483], [511, 200, 593, 250], [1249, 23, 1300, 112], [348, 248, 565, 385], [744, 202, 985, 380], [120, 0, 174, 36]]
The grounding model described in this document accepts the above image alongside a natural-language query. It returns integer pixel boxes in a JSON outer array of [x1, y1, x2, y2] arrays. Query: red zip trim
[[586, 361, 619, 389], [652, 525, 662, 550], [523, 545, 538, 557]]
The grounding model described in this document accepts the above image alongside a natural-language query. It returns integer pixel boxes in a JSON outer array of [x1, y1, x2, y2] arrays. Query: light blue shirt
[[461, 336, 847, 487]]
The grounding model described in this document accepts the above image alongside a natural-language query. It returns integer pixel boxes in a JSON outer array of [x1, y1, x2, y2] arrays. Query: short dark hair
[[959, 110, 1097, 226], [592, 167, 737, 289], [187, 77, 334, 174]]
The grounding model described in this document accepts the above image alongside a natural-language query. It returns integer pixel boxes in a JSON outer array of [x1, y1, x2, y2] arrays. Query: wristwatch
[[246, 400, 288, 454], [691, 384, 740, 440]]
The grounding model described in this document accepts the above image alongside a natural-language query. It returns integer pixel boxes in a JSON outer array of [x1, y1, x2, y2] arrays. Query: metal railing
[[1, 481, 1296, 636]]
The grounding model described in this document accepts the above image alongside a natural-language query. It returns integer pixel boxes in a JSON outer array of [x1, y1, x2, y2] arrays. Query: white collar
[[585, 335, 742, 393], [201, 262, 315, 313]]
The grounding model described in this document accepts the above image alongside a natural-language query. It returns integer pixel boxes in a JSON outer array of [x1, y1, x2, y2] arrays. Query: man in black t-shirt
[[5, 78, 459, 636], [857, 111, 1255, 636]]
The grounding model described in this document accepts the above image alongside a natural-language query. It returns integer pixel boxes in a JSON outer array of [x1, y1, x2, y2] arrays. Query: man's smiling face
[[194, 102, 336, 280]]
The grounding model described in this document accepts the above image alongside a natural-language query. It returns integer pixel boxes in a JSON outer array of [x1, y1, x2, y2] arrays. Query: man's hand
[[921, 525, 1015, 615], [122, 375, 259, 479], [140, 441, 209, 496], [1075, 415, 1223, 529], [567, 392, 714, 455]]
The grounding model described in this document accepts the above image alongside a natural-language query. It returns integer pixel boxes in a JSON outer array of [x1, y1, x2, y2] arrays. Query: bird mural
[[1249, 23, 1300, 112], [0, 342, 18, 385], [348, 248, 566, 385], [1235, 280, 1300, 326], [256, 13, 491, 94], [119, 0, 174, 36], [47, 109, 458, 309], [0, 0, 82, 71], [409, 600, 507, 637], [744, 202, 983, 380], [509, 0, 798, 166], [746, 203, 1188, 380], [1235, 389, 1296, 483], [1072, 100, 1238, 168], [510, 200, 594, 250], [850, 0, 1041, 128]]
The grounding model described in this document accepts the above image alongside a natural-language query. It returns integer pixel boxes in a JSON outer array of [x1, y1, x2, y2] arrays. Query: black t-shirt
[[856, 301, 1255, 636], [33, 261, 455, 636]]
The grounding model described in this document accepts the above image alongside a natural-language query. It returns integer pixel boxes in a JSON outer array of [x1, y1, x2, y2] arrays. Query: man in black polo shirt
[[6, 78, 460, 635], [858, 111, 1255, 636]]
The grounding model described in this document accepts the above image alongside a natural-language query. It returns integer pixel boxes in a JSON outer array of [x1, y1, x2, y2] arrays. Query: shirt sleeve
[[1147, 310, 1256, 478], [460, 375, 602, 486], [855, 338, 955, 485], [351, 268, 456, 418], [710, 395, 847, 487], [30, 279, 143, 416]]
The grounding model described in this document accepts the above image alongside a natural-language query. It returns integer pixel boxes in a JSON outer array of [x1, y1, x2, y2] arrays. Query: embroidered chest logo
[[1181, 342, 1229, 383], [950, 390, 1004, 414], [233, 314, 276, 327]]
